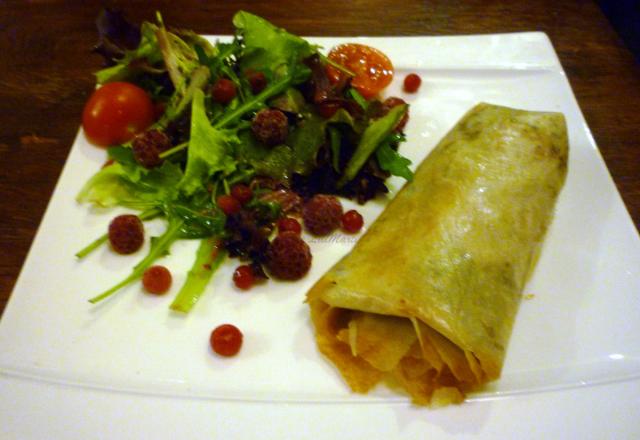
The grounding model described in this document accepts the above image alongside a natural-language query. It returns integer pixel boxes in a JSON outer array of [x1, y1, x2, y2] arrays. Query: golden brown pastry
[[307, 103, 569, 406]]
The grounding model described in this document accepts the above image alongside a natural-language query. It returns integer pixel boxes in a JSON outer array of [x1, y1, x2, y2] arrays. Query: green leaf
[[326, 108, 356, 128], [76, 163, 139, 208], [245, 199, 282, 222], [269, 88, 306, 113], [170, 201, 226, 239], [328, 127, 341, 172], [158, 65, 211, 128], [375, 141, 414, 182], [170, 239, 227, 313], [338, 104, 407, 187], [95, 22, 164, 84], [77, 158, 183, 209], [256, 145, 295, 180], [107, 145, 137, 166], [287, 112, 326, 175], [179, 89, 238, 195], [155, 13, 201, 89], [348, 88, 369, 111], [197, 40, 242, 82], [233, 10, 316, 80]]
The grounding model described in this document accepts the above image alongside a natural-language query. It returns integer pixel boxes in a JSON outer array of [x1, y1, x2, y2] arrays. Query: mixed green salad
[[76, 9, 414, 312]]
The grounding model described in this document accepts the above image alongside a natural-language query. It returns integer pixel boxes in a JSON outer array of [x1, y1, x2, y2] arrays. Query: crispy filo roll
[[307, 103, 569, 406]]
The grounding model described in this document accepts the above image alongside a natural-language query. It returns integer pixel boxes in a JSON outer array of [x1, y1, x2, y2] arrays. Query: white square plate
[[1, 33, 639, 438]]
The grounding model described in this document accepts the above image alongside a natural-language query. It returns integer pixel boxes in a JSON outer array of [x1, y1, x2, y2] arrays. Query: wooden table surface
[[1, 0, 639, 316]]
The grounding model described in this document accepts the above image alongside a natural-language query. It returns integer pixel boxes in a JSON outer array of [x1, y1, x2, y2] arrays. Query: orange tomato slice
[[326, 43, 394, 100]]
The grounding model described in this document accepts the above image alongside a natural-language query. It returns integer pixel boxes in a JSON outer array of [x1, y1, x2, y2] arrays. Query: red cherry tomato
[[277, 217, 302, 235], [217, 194, 242, 215], [233, 265, 255, 290], [82, 82, 154, 147], [403, 73, 422, 93], [230, 184, 253, 205], [210, 324, 243, 357], [142, 265, 172, 295], [326, 44, 394, 100], [341, 210, 364, 233]]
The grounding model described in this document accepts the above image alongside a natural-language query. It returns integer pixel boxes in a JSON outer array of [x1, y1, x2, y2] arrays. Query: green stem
[[75, 235, 108, 259], [159, 141, 188, 159], [88, 219, 183, 304], [213, 73, 293, 129], [320, 53, 355, 77], [170, 238, 227, 313]]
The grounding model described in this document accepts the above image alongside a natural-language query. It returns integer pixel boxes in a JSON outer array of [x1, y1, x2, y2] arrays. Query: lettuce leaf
[[179, 89, 238, 195], [76, 161, 182, 209], [155, 13, 203, 90], [233, 11, 314, 82]]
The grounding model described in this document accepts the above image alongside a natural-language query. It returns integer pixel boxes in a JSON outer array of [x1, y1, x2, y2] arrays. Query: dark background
[[598, 0, 640, 61]]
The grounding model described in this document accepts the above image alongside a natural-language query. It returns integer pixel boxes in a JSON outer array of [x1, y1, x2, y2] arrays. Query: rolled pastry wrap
[[307, 103, 568, 406]]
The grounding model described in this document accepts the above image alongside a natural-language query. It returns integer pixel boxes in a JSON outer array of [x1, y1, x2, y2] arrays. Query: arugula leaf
[[196, 39, 243, 86], [179, 89, 238, 195], [233, 10, 315, 81], [376, 140, 414, 182], [338, 104, 407, 187], [169, 194, 226, 239]]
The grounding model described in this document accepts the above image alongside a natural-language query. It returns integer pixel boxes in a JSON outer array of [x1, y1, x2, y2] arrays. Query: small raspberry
[[302, 195, 343, 236], [108, 214, 144, 254], [266, 232, 312, 280], [132, 129, 172, 168]]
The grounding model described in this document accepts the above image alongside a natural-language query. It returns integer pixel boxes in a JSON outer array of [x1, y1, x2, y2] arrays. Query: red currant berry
[[277, 217, 302, 235], [231, 184, 253, 205], [210, 324, 243, 357], [211, 78, 237, 104], [142, 265, 172, 294], [217, 194, 242, 215], [233, 265, 255, 290], [403, 73, 422, 93], [341, 210, 364, 233]]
